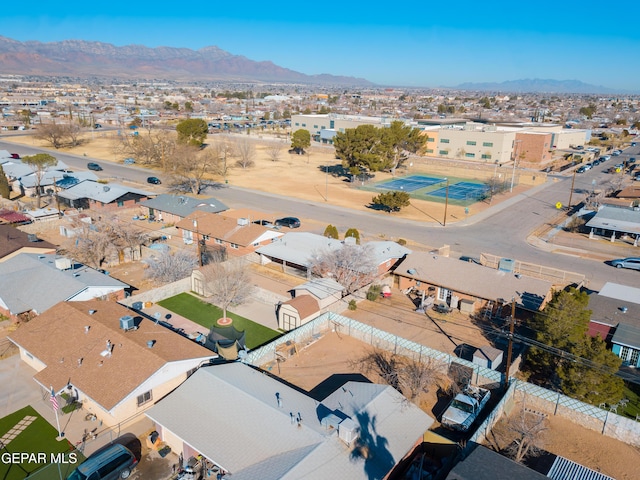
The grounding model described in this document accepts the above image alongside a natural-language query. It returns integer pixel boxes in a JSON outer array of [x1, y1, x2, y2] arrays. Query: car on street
[[602, 155, 611, 161], [123, 157, 135, 165], [577, 166, 588, 173], [147, 176, 161, 184], [611, 257, 640, 271], [275, 217, 301, 228], [87, 162, 103, 171]]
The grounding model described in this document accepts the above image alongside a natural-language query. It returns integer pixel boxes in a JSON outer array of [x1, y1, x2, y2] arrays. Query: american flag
[[50, 387, 59, 411]]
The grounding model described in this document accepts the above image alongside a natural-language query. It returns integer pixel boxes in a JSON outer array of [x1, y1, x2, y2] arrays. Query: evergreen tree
[[323, 224, 339, 239], [344, 228, 360, 244], [0, 165, 10, 199]]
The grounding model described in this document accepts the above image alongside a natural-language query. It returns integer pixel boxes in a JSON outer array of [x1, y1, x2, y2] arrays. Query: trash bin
[[132, 301, 143, 310]]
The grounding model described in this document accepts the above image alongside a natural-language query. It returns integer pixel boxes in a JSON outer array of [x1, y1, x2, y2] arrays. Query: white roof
[[598, 282, 640, 306], [57, 180, 153, 203], [146, 363, 433, 480]]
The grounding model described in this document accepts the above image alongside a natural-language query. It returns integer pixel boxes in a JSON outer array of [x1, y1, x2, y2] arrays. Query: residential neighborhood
[[0, 78, 640, 480]]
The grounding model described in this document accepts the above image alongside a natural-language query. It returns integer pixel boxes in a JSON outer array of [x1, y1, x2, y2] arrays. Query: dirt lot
[[273, 331, 640, 480], [3, 131, 529, 226]]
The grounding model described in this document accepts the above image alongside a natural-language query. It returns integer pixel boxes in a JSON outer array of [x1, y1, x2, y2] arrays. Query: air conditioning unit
[[55, 257, 72, 270], [338, 418, 359, 446], [119, 315, 135, 331], [237, 218, 249, 226]]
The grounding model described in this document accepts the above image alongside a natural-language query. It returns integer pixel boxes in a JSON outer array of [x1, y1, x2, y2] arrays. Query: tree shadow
[[350, 410, 395, 480]]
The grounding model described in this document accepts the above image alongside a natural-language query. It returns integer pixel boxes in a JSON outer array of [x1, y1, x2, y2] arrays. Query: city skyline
[[1, 2, 638, 92]]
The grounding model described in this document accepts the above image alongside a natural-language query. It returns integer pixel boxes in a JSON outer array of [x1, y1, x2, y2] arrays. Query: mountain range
[[454, 78, 623, 94], [0, 36, 372, 86]]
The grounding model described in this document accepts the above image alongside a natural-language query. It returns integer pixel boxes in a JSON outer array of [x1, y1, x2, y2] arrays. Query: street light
[[443, 178, 450, 226]]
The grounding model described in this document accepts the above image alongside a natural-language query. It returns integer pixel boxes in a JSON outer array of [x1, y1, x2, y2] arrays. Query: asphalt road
[[2, 137, 638, 290]]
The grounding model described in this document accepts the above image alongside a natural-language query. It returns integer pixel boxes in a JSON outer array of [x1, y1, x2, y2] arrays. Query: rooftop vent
[[88, 310, 96, 315], [237, 217, 249, 226], [103, 186, 110, 192], [84, 325, 90, 334], [147, 340, 155, 348], [55, 257, 72, 270], [119, 315, 135, 331], [27, 233, 38, 242]]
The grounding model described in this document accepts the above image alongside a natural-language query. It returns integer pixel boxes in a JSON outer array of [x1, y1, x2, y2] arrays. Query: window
[[313, 125, 318, 129], [465, 153, 475, 158], [230, 243, 239, 249], [440, 138, 450, 143], [202, 235, 210, 241], [294, 123, 299, 127], [426, 149, 434, 154], [137, 390, 152, 407], [466, 140, 476, 146], [215, 238, 223, 244], [301, 123, 306, 127], [330, 120, 335, 129], [630, 349, 639, 367], [437, 288, 449, 302], [117, 201, 124, 207], [481, 154, 492, 159], [439, 150, 449, 155], [427, 137, 435, 142], [253, 242, 260, 247], [482, 142, 493, 147]]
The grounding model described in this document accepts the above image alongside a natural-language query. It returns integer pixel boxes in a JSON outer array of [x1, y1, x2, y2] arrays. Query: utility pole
[[504, 298, 516, 390], [567, 169, 577, 209]]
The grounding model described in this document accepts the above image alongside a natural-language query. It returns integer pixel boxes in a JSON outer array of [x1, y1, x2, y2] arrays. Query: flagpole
[[50, 386, 63, 439]]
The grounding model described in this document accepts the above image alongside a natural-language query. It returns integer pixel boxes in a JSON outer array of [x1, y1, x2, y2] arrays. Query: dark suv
[[67, 443, 138, 480], [87, 162, 103, 171], [275, 217, 301, 228], [146, 176, 161, 185]]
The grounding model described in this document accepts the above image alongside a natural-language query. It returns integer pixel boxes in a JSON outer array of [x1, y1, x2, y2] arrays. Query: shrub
[[344, 228, 360, 244], [397, 238, 407, 246], [367, 284, 382, 301], [323, 224, 339, 239], [348, 299, 357, 311]]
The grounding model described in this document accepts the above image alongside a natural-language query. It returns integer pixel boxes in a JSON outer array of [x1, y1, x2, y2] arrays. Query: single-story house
[[146, 362, 434, 480], [585, 205, 640, 243], [446, 445, 548, 480], [0, 253, 129, 321], [0, 224, 57, 262], [139, 194, 229, 224], [394, 252, 553, 312], [8, 300, 216, 428], [56, 180, 154, 212], [0, 208, 32, 225], [256, 232, 410, 279], [589, 283, 640, 368], [176, 211, 283, 258], [277, 295, 320, 331]]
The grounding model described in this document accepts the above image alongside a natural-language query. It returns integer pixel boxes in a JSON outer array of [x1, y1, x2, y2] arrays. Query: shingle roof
[[0, 224, 56, 259], [177, 212, 281, 247], [8, 301, 214, 411], [140, 194, 229, 217], [585, 206, 640, 235], [395, 252, 552, 310], [146, 363, 433, 480], [611, 323, 640, 349], [0, 253, 128, 314], [282, 295, 319, 319]]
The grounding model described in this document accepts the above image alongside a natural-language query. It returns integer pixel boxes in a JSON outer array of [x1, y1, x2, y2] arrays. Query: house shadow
[[308, 373, 372, 402]]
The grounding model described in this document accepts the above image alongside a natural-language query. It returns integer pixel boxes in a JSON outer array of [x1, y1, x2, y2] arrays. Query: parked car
[[146, 176, 161, 185], [441, 384, 491, 431], [253, 219, 274, 227], [87, 162, 103, 171], [611, 257, 640, 271], [576, 166, 588, 173], [67, 443, 138, 480], [9, 153, 20, 159], [275, 217, 301, 228], [123, 157, 135, 165]]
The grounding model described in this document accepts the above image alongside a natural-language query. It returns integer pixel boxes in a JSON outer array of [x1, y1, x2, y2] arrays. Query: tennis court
[[429, 181, 488, 201], [374, 175, 442, 192]]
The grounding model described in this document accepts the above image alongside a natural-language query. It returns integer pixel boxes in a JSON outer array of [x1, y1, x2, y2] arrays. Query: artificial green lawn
[[621, 382, 640, 420], [158, 292, 281, 349], [0, 405, 85, 480]]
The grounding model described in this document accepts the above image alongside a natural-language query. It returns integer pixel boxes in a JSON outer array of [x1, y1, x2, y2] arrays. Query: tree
[[266, 141, 284, 162], [22, 153, 58, 208], [200, 260, 254, 321], [34, 122, 68, 149], [502, 408, 548, 463], [579, 104, 597, 119], [371, 191, 411, 212], [344, 228, 360, 244], [176, 118, 208, 146], [146, 249, 199, 284], [234, 137, 256, 169], [385, 121, 427, 173], [290, 129, 311, 154], [310, 243, 378, 294], [0, 165, 10, 199], [323, 224, 339, 239], [171, 144, 221, 194], [523, 288, 624, 405]]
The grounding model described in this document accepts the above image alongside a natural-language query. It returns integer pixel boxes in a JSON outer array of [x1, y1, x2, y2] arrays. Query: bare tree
[[398, 357, 445, 403], [502, 408, 548, 463], [310, 244, 378, 294], [61, 220, 114, 268], [266, 141, 285, 162], [107, 218, 150, 262], [169, 144, 221, 194], [145, 249, 198, 284], [200, 259, 255, 321], [34, 122, 67, 149], [66, 123, 82, 147], [354, 348, 401, 391], [234, 137, 256, 168], [113, 129, 177, 167], [211, 136, 235, 182]]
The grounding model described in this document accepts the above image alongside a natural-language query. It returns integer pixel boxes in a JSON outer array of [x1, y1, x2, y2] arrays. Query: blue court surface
[[429, 181, 489, 200], [375, 175, 442, 192]]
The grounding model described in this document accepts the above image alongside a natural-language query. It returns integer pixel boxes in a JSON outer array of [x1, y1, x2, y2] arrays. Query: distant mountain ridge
[[0, 36, 372, 86], [454, 78, 626, 94]]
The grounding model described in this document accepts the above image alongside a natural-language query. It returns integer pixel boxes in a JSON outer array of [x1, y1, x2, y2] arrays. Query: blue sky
[[1, 2, 638, 91]]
